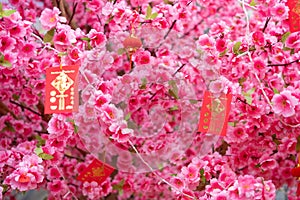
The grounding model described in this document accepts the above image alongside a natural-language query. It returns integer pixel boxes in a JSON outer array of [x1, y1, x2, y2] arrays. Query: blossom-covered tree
[[0, 0, 300, 199]]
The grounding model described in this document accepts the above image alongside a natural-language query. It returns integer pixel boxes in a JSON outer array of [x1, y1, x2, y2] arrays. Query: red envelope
[[77, 159, 115, 185], [45, 65, 79, 114], [287, 0, 300, 32], [198, 91, 232, 136]]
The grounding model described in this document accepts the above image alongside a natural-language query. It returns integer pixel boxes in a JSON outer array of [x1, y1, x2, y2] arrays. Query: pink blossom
[[209, 79, 225, 94], [47, 179, 67, 196], [215, 39, 227, 52], [9, 24, 27, 38], [0, 36, 16, 52], [82, 181, 101, 199], [272, 90, 299, 117], [181, 164, 199, 183], [4, 155, 44, 191], [270, 3, 289, 20], [252, 31, 265, 46], [47, 167, 61, 180], [40, 7, 61, 30], [109, 120, 133, 143], [20, 43, 35, 57], [172, 177, 185, 191], [197, 34, 215, 50], [87, 29, 106, 48], [286, 32, 300, 49], [133, 50, 151, 66]]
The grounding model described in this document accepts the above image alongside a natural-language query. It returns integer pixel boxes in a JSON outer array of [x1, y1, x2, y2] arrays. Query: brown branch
[[68, 2, 78, 26], [164, 20, 177, 40], [262, 17, 271, 33], [173, 63, 186, 76], [9, 100, 42, 117], [267, 59, 299, 67], [0, 101, 17, 118]]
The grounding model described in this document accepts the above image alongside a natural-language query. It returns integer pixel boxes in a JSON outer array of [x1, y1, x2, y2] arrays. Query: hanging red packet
[[45, 65, 79, 114], [287, 0, 300, 32], [198, 91, 232, 136], [77, 158, 115, 184]]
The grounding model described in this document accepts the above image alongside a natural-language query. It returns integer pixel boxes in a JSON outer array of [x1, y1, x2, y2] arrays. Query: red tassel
[[291, 167, 300, 177]]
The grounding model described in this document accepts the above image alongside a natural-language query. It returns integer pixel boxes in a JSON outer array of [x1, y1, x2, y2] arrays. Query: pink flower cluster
[[0, 0, 300, 199]]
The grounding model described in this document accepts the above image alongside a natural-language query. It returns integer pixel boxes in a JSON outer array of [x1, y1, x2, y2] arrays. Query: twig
[[267, 59, 299, 67], [262, 17, 271, 33], [172, 63, 186, 76], [68, 2, 78, 26], [164, 20, 177, 40], [9, 100, 42, 117]]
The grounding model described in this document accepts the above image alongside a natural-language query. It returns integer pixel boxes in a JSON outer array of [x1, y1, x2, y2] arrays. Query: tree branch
[[68, 2, 78, 27], [267, 59, 299, 67], [262, 17, 271, 33], [164, 20, 177, 40], [9, 100, 42, 117]]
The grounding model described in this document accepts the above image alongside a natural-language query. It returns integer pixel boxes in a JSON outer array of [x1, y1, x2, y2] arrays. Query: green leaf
[[58, 52, 67, 57], [168, 80, 179, 99], [233, 41, 241, 55], [80, 37, 90, 41], [0, 59, 12, 68], [296, 136, 300, 152], [150, 12, 158, 19], [12, 94, 19, 100], [219, 48, 228, 57], [39, 153, 54, 160], [2, 9, 16, 17], [238, 77, 246, 86], [242, 88, 255, 105], [273, 88, 280, 94], [200, 168, 204, 176], [228, 122, 236, 127], [189, 99, 198, 104], [146, 5, 152, 19], [35, 134, 45, 147], [0, 3, 3, 13], [43, 28, 55, 43], [140, 77, 147, 89], [113, 179, 125, 195], [281, 32, 290, 43], [169, 105, 179, 111], [34, 147, 43, 155], [117, 48, 126, 55], [125, 113, 131, 121], [250, 0, 257, 6]]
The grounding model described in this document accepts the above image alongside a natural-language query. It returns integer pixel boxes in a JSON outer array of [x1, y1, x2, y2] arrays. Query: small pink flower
[[172, 177, 185, 191], [209, 79, 224, 94], [87, 29, 106, 48], [181, 164, 199, 183], [270, 3, 289, 20], [47, 167, 61, 180], [0, 36, 16, 52], [133, 50, 151, 66], [9, 24, 26, 38], [82, 181, 101, 199], [68, 47, 81, 62], [47, 179, 67, 195], [252, 31, 265, 46], [197, 34, 215, 50], [286, 32, 300, 49], [20, 43, 35, 57], [94, 92, 111, 110], [215, 39, 227, 52], [109, 121, 133, 143], [40, 7, 61, 30], [272, 90, 299, 117]]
